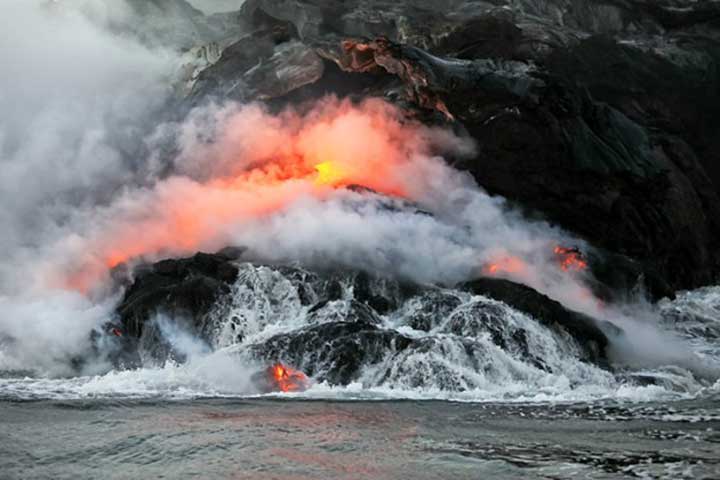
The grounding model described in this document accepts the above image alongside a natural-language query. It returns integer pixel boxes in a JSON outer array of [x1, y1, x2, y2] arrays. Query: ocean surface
[[2, 396, 719, 480]]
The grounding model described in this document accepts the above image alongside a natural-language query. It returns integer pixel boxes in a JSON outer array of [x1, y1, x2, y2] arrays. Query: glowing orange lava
[[483, 255, 528, 276], [270, 363, 309, 393], [554, 246, 588, 272], [314, 161, 347, 186]]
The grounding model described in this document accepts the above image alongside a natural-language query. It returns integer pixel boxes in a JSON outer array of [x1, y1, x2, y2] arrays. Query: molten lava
[[554, 246, 588, 272], [483, 255, 528, 276], [269, 363, 309, 393], [314, 161, 347, 186]]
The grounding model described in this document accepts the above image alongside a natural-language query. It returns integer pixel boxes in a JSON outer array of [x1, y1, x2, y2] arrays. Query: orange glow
[[314, 161, 346, 186], [483, 255, 528, 276], [52, 98, 435, 293], [270, 363, 309, 393], [106, 252, 126, 269], [554, 246, 588, 272]]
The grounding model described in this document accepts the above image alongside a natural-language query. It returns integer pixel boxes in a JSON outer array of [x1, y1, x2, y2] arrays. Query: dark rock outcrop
[[113, 0, 242, 49], [185, 0, 720, 298], [97, 0, 720, 382], [109, 250, 244, 365], [118, 250, 242, 337], [461, 277, 618, 365], [324, 34, 720, 298], [246, 321, 414, 385]]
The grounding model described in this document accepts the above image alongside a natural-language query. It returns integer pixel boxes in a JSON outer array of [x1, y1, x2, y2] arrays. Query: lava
[[314, 161, 347, 186], [554, 246, 588, 272], [483, 255, 528, 276], [483, 247, 588, 280], [268, 363, 309, 393]]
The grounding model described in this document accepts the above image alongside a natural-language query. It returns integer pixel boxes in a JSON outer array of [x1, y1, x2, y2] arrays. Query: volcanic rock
[[184, 0, 720, 298], [111, 251, 242, 365], [107, 252, 618, 382], [117, 0, 242, 50], [246, 321, 414, 385], [461, 277, 617, 365]]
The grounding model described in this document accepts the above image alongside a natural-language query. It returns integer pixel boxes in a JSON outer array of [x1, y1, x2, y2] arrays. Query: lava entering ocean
[[250, 363, 310, 393], [270, 363, 310, 393], [48, 94, 600, 324]]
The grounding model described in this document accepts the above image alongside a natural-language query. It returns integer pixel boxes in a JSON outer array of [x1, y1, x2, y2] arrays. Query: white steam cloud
[[0, 0, 179, 374], [186, 0, 245, 14], [0, 0, 178, 290]]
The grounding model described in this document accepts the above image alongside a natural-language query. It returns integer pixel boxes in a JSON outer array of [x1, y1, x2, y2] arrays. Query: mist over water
[[0, 0, 718, 405]]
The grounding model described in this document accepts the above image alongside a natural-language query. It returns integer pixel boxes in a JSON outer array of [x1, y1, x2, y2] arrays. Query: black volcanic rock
[[461, 277, 617, 366], [117, 252, 240, 340], [107, 250, 246, 366], [114, 0, 241, 49], [184, 0, 720, 297], [325, 35, 720, 297], [99, 0, 720, 380], [246, 321, 414, 385], [188, 31, 324, 104]]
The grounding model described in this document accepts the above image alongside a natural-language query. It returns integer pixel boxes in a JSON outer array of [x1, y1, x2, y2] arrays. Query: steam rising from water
[[0, 1, 717, 395]]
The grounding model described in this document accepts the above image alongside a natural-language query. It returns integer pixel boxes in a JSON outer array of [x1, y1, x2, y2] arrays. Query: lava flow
[[482, 246, 589, 280], [272, 364, 309, 392], [260, 363, 310, 393]]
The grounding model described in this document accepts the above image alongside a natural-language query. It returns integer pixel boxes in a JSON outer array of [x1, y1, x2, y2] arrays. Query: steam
[[0, 0, 178, 291], [185, 0, 245, 14], [154, 313, 212, 361], [31, 97, 580, 295], [0, 292, 117, 376], [152, 313, 258, 394], [0, 0, 181, 375]]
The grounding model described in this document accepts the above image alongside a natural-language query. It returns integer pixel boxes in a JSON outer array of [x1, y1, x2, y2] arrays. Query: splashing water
[[4, 265, 717, 404]]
